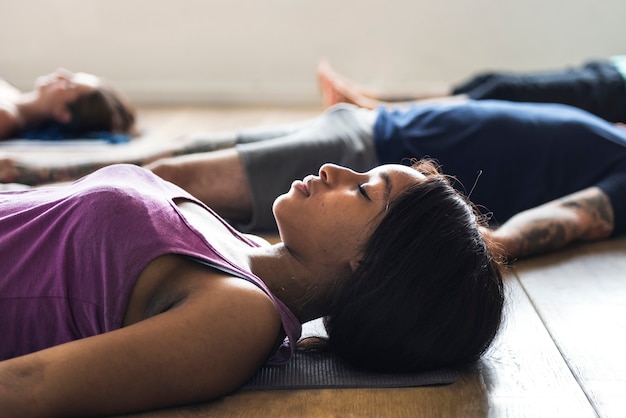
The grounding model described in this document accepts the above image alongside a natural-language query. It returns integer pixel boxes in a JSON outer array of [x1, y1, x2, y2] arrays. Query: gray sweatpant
[[235, 104, 379, 231]]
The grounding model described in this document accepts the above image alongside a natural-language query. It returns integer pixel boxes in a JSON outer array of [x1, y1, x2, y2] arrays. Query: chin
[[271, 198, 286, 230], [272, 190, 295, 216], [271, 196, 282, 217]]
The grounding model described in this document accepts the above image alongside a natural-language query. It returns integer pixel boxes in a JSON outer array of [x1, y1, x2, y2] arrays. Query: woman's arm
[[0, 274, 281, 417], [488, 187, 614, 259]]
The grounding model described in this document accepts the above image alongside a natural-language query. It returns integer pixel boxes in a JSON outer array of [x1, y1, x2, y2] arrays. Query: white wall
[[1, 0, 624, 105]]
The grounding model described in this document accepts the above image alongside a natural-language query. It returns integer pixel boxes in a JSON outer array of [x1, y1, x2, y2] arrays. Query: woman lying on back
[[0, 162, 503, 416], [0, 68, 135, 140]]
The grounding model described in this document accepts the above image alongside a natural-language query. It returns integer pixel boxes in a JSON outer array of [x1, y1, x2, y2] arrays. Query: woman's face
[[35, 68, 100, 96], [273, 163, 425, 270], [34, 69, 100, 122]]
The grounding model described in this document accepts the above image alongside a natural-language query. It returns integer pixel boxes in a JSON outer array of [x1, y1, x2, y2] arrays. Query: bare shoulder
[[189, 262, 283, 333], [130, 263, 285, 402], [173, 259, 284, 372]]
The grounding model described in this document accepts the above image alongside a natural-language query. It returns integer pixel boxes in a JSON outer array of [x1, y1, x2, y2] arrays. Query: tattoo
[[496, 188, 614, 258], [9, 161, 115, 185], [561, 191, 614, 239], [516, 219, 572, 257], [0, 134, 236, 186], [3, 150, 186, 186]]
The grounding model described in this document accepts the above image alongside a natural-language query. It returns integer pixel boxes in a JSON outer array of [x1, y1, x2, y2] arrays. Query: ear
[[349, 257, 361, 272], [53, 107, 72, 124]]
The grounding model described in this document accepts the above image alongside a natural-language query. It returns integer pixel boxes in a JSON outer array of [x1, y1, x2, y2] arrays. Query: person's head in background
[[32, 68, 136, 137], [7, 68, 136, 138]]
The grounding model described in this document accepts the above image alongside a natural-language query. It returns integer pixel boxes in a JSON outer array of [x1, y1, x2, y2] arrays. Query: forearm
[[0, 160, 102, 185], [0, 356, 48, 417], [1, 157, 148, 185], [489, 188, 614, 259], [0, 146, 182, 186], [490, 214, 581, 259]]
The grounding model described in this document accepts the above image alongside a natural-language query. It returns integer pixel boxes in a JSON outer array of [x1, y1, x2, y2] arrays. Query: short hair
[[66, 82, 136, 136], [323, 160, 505, 372]]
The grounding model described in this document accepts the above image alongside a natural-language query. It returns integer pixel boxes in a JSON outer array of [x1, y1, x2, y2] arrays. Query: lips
[[293, 180, 310, 197]]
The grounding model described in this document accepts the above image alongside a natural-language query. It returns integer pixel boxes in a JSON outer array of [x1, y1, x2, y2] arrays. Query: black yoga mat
[[241, 351, 458, 390], [241, 319, 458, 391]]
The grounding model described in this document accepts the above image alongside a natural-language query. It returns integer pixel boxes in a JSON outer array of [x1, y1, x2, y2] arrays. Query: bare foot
[[316, 59, 466, 110], [317, 59, 381, 109]]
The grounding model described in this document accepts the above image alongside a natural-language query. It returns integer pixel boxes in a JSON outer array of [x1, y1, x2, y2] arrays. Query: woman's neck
[[177, 200, 341, 323], [14, 91, 51, 126], [247, 243, 340, 324]]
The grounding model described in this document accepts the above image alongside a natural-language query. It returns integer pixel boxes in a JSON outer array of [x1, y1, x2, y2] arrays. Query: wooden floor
[[4, 106, 625, 417]]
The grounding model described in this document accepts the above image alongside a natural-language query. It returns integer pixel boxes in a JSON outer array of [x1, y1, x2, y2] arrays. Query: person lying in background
[[0, 68, 136, 141], [145, 101, 624, 261], [0, 162, 504, 416], [317, 57, 626, 124]]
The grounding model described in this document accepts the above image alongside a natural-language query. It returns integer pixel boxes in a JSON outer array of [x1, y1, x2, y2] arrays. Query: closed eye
[[358, 184, 371, 201]]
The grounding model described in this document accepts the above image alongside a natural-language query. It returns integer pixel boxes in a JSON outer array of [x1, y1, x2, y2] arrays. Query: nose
[[36, 69, 73, 90], [55, 68, 74, 80], [319, 163, 362, 185]]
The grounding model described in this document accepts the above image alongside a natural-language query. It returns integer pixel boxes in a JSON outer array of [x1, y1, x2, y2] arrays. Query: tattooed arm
[[488, 187, 614, 259], [0, 133, 236, 185]]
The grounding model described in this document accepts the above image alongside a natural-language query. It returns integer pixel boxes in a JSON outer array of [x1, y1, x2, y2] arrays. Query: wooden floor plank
[[515, 237, 626, 418]]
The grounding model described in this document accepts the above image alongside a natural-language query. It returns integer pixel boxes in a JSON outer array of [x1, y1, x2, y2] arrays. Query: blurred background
[[1, 0, 624, 105]]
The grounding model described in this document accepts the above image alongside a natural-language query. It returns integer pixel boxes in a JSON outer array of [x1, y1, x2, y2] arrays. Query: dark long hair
[[323, 160, 505, 372]]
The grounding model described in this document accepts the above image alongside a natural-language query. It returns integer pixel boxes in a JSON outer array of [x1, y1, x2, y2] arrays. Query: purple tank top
[[0, 164, 301, 365]]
